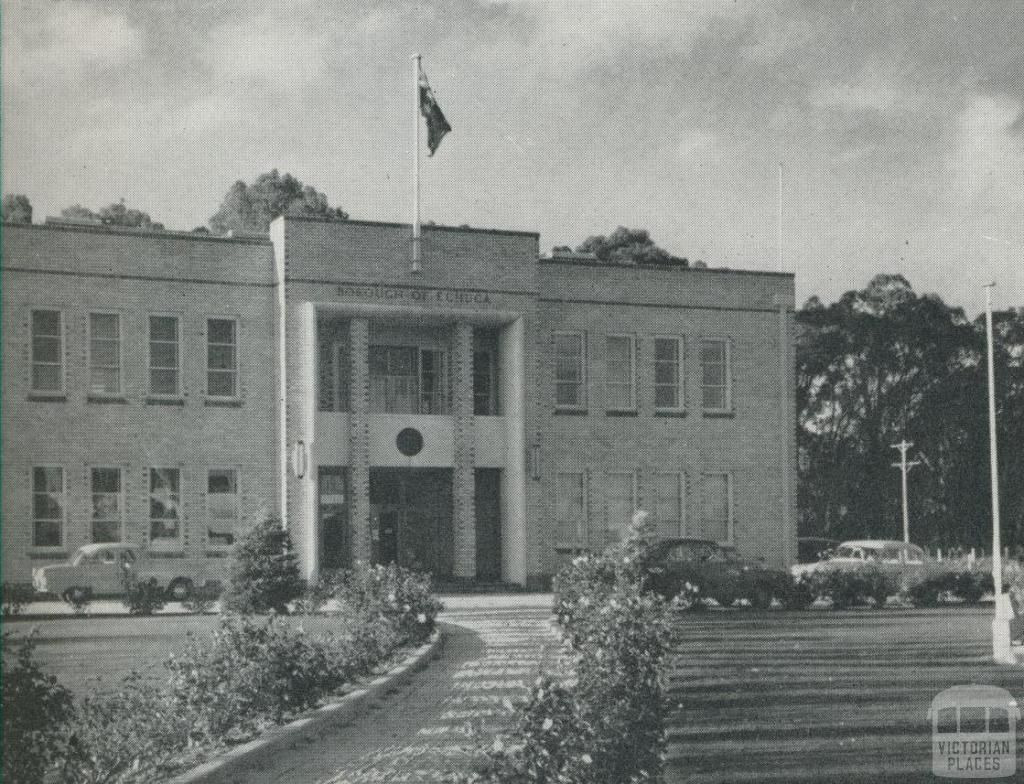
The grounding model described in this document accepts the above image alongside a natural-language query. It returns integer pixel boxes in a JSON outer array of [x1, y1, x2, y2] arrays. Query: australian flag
[[418, 67, 451, 156]]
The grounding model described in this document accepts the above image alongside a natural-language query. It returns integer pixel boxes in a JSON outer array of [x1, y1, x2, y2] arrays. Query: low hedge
[[2, 582, 36, 618], [804, 567, 900, 609], [4, 562, 441, 784]]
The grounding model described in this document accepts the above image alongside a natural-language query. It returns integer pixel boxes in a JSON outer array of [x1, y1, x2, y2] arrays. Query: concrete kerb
[[167, 628, 444, 784]]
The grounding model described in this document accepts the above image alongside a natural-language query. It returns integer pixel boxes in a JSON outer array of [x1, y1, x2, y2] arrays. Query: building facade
[[2, 216, 796, 587]]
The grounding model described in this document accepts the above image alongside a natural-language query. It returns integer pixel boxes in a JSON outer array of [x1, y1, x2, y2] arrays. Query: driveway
[[666, 607, 1023, 783]]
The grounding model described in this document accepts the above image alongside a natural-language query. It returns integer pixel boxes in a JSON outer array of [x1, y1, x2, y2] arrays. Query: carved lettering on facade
[[334, 284, 491, 305]]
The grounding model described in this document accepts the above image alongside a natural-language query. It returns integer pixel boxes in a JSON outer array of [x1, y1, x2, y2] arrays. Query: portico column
[[348, 317, 372, 563], [452, 321, 476, 579]]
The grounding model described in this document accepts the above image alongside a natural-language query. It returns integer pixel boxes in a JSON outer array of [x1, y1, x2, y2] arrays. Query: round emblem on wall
[[396, 427, 424, 457]]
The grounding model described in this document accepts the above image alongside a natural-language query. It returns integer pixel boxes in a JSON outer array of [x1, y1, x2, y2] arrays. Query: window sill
[[605, 409, 638, 417], [204, 398, 243, 408], [88, 395, 128, 405], [28, 392, 67, 402], [654, 410, 687, 418], [29, 550, 67, 559], [553, 408, 588, 416], [146, 396, 185, 406], [702, 409, 735, 418]]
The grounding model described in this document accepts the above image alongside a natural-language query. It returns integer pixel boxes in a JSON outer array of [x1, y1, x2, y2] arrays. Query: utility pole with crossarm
[[891, 440, 921, 544]]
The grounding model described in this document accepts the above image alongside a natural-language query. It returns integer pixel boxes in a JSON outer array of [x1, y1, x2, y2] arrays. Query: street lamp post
[[891, 440, 920, 544], [983, 282, 1013, 664]]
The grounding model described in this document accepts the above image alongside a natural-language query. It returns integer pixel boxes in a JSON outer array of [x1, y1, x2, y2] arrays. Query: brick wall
[[1, 224, 279, 582]]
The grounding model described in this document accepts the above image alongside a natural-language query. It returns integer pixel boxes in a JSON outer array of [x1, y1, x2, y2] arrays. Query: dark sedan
[[643, 538, 796, 608]]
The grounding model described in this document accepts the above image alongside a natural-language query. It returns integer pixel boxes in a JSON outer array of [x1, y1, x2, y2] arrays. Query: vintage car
[[32, 543, 227, 603], [790, 539, 939, 590], [642, 537, 797, 609]]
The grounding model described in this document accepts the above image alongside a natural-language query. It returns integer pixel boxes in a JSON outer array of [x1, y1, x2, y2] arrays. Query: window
[[605, 335, 635, 411], [207, 469, 239, 548], [555, 472, 586, 546], [700, 472, 733, 543], [554, 332, 585, 410], [91, 467, 123, 543], [318, 467, 351, 570], [32, 466, 64, 547], [605, 472, 637, 542], [654, 472, 685, 536], [31, 310, 64, 393], [149, 316, 180, 396], [473, 350, 498, 415], [700, 338, 731, 411], [89, 313, 121, 395], [654, 337, 683, 411], [207, 318, 238, 398], [318, 341, 349, 412], [149, 468, 181, 549], [369, 345, 447, 414]]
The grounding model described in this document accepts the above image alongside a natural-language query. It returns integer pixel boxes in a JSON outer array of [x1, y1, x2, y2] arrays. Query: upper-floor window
[[555, 472, 586, 547], [700, 338, 731, 412], [369, 345, 447, 414], [148, 316, 180, 396], [207, 318, 238, 398], [318, 339, 349, 412], [554, 332, 585, 410], [31, 309, 64, 393], [654, 337, 684, 411], [91, 467, 123, 543], [89, 313, 121, 395], [149, 467, 181, 550], [473, 350, 499, 415], [605, 335, 635, 411], [32, 466, 65, 547], [207, 468, 239, 548]]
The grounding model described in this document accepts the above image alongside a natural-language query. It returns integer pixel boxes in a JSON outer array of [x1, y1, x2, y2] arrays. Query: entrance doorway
[[369, 468, 453, 577]]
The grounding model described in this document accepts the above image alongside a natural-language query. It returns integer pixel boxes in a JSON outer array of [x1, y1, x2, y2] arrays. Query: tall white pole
[[890, 440, 918, 544], [984, 282, 1012, 662], [412, 53, 422, 273]]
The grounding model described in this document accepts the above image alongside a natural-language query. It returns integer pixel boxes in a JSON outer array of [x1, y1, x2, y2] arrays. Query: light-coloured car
[[32, 543, 227, 603], [791, 539, 933, 583]]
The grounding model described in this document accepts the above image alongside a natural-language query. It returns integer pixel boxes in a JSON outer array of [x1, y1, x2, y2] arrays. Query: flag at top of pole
[[418, 64, 451, 156]]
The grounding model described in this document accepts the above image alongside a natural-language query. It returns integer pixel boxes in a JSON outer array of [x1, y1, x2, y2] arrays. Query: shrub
[[808, 567, 900, 609], [222, 516, 305, 614], [307, 562, 443, 644], [464, 511, 672, 784], [3, 632, 74, 784], [183, 582, 223, 615], [904, 573, 954, 607], [3, 581, 36, 617], [67, 590, 91, 616], [121, 574, 167, 616]]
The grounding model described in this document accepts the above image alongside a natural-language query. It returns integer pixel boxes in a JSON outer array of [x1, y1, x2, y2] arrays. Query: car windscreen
[[835, 546, 862, 559]]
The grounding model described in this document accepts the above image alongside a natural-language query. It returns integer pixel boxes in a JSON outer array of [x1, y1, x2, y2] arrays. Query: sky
[[2, 0, 1022, 314]]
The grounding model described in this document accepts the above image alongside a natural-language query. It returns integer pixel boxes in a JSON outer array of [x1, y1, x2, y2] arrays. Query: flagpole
[[778, 163, 784, 272], [412, 53, 422, 273]]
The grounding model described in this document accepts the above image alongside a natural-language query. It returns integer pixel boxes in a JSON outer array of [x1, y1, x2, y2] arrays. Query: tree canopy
[[2, 194, 32, 224], [61, 200, 164, 230], [797, 274, 1024, 551], [208, 170, 348, 234], [575, 227, 688, 266]]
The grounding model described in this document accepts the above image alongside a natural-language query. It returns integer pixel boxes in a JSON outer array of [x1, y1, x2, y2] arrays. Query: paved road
[[665, 607, 1023, 783], [220, 594, 561, 784]]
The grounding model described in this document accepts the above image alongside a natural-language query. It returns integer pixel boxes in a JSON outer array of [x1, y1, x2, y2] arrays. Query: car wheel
[[167, 578, 193, 602], [749, 585, 773, 610], [63, 586, 91, 604]]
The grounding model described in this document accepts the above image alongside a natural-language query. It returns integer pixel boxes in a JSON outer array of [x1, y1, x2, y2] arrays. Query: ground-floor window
[[700, 472, 733, 543], [149, 467, 181, 550], [653, 472, 685, 536], [556, 472, 586, 547], [91, 467, 123, 543], [605, 471, 637, 542], [32, 466, 64, 547], [207, 468, 239, 548]]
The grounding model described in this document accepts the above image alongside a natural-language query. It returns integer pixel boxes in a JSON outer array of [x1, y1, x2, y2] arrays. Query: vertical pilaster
[[452, 321, 476, 578], [348, 317, 372, 563], [501, 317, 527, 586]]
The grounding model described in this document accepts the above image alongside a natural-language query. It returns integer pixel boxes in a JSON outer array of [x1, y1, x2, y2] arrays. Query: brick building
[[2, 215, 796, 588]]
